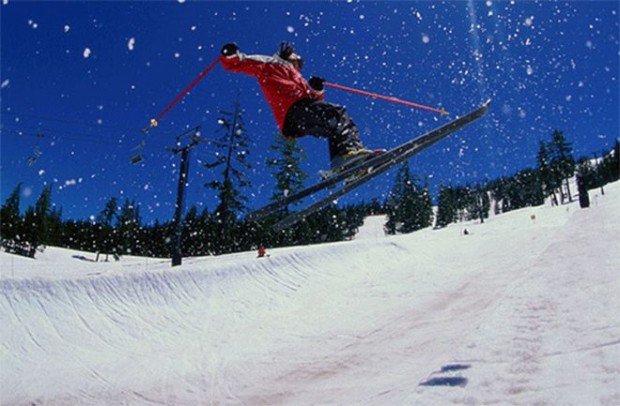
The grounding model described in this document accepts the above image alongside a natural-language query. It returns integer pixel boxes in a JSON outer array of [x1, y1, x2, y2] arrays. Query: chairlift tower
[[168, 126, 203, 267]]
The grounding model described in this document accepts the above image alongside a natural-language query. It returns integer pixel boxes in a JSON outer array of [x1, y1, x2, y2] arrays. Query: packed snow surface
[[1, 183, 619, 405]]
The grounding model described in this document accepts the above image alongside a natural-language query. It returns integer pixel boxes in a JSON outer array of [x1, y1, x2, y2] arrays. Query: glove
[[279, 41, 295, 60], [309, 76, 325, 91], [221, 43, 239, 57]]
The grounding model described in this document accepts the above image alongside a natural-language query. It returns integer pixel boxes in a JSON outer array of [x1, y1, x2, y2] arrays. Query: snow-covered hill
[[1, 183, 619, 405]]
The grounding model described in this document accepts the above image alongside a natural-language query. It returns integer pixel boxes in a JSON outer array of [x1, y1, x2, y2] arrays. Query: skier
[[219, 41, 375, 171]]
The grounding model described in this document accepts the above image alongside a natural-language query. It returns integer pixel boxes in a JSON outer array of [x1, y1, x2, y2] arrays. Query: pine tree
[[365, 198, 384, 215], [95, 197, 119, 261], [1, 183, 23, 245], [490, 169, 544, 214], [537, 141, 558, 205], [488, 178, 506, 214], [306, 205, 349, 243], [522, 168, 545, 207], [143, 220, 174, 258], [46, 206, 64, 247], [416, 181, 434, 229], [18, 186, 53, 257], [453, 186, 472, 221], [262, 136, 309, 246], [182, 205, 216, 256], [595, 143, 620, 188], [385, 163, 432, 234], [34, 186, 52, 244], [435, 185, 456, 228], [469, 184, 490, 223], [549, 130, 575, 203], [182, 205, 199, 257], [22, 207, 38, 257], [266, 136, 307, 209], [205, 100, 252, 253], [116, 199, 141, 256]]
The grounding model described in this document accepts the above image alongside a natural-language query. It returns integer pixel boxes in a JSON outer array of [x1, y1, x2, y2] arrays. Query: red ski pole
[[144, 56, 220, 132], [324, 82, 449, 116]]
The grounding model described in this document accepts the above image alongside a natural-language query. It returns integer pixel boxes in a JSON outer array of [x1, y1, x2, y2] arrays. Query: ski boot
[[320, 148, 385, 182]]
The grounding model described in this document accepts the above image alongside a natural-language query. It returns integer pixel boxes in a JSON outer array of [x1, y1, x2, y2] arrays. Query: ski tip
[[483, 98, 492, 107]]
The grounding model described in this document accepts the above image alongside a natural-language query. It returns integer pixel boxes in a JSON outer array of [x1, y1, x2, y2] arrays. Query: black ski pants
[[282, 99, 364, 160]]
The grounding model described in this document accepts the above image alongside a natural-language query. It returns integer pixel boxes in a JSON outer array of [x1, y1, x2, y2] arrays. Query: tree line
[[1, 102, 618, 260], [0, 103, 371, 259], [383, 130, 618, 233], [0, 184, 373, 259]]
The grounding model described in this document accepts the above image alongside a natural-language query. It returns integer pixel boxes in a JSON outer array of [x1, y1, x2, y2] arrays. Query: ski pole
[[144, 56, 220, 132], [324, 82, 449, 116]]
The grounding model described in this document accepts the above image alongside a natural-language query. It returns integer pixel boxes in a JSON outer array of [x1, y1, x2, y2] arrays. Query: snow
[[354, 214, 387, 240], [1, 182, 619, 404]]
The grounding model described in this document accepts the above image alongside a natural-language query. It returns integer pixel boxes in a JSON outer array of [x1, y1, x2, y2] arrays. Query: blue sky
[[1, 1, 618, 223]]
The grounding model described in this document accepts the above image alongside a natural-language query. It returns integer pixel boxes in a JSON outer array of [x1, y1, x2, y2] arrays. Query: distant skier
[[220, 41, 375, 170]]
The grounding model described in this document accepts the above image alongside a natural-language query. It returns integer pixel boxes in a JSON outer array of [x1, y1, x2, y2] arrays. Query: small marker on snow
[[257, 246, 269, 258]]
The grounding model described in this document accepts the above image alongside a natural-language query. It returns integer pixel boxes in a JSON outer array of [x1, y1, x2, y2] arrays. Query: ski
[[272, 100, 490, 231], [248, 100, 491, 224]]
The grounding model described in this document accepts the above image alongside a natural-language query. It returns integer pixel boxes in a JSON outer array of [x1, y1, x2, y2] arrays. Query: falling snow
[[524, 16, 534, 27], [0, 1, 617, 223]]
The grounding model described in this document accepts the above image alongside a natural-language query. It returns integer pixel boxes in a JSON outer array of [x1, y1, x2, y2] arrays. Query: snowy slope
[[1, 183, 619, 405]]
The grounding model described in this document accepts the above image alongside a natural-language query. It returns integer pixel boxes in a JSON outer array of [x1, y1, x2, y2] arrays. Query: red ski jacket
[[220, 52, 324, 131]]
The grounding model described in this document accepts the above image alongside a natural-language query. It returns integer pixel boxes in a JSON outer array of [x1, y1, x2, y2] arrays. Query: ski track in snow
[[1, 183, 619, 404]]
